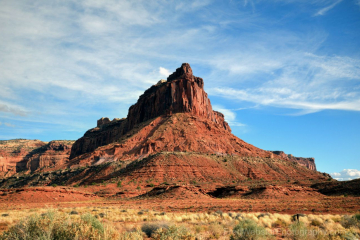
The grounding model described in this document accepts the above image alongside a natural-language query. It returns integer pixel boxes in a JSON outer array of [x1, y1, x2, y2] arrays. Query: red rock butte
[[69, 63, 231, 160], [1, 63, 358, 217], [0, 63, 360, 218], [60, 63, 324, 184], [0, 63, 325, 185]]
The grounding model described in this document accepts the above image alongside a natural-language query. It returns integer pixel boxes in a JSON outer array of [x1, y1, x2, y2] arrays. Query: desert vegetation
[[0, 208, 359, 239]]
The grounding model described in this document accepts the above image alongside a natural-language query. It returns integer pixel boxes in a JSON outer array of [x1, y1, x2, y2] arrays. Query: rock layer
[[69, 118, 127, 159], [127, 63, 230, 131], [0, 139, 73, 177], [70, 63, 230, 159], [68, 113, 276, 167], [271, 151, 316, 171], [68, 63, 319, 179]]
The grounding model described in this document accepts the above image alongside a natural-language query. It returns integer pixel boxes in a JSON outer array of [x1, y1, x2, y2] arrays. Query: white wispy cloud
[[0, 121, 15, 128], [209, 87, 360, 114], [212, 105, 246, 127], [4, 122, 15, 128], [0, 0, 359, 140], [314, 0, 343, 16], [331, 169, 360, 181], [0, 101, 28, 116], [207, 47, 360, 115]]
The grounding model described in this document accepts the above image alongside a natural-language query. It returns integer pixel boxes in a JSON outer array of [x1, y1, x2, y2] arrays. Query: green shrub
[[341, 215, 360, 228], [208, 223, 224, 239], [272, 219, 288, 228], [310, 219, 322, 227], [230, 218, 272, 240], [0, 211, 110, 240], [81, 213, 104, 233], [117, 181, 122, 188], [152, 225, 193, 240], [289, 222, 309, 240], [141, 222, 169, 237], [340, 231, 359, 240]]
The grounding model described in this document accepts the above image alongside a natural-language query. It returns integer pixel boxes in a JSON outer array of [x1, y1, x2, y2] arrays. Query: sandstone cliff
[[270, 151, 316, 171], [69, 118, 127, 159], [0, 139, 74, 177], [127, 63, 230, 131], [70, 63, 230, 159], [0, 63, 326, 189], [68, 63, 318, 176]]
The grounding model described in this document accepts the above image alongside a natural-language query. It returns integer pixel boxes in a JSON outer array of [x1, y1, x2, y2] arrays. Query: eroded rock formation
[[0, 63, 327, 189], [127, 63, 230, 131], [69, 118, 127, 159], [271, 151, 316, 171], [68, 63, 318, 174], [70, 63, 230, 159], [0, 139, 74, 177]]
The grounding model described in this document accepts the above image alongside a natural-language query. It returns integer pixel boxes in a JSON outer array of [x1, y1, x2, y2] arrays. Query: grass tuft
[[230, 218, 273, 240]]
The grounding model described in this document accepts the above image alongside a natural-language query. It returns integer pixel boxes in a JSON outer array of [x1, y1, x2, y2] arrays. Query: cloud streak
[[213, 105, 246, 127], [314, 0, 343, 16], [0, 0, 359, 141], [0, 101, 28, 116], [207, 49, 360, 115]]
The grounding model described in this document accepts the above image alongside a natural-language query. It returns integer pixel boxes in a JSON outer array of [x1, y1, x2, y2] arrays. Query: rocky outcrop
[[69, 118, 126, 159], [126, 63, 230, 131], [97, 117, 111, 127], [0, 139, 74, 177], [68, 63, 319, 183], [68, 113, 274, 167], [70, 63, 230, 159], [0, 63, 328, 188], [270, 151, 316, 171]]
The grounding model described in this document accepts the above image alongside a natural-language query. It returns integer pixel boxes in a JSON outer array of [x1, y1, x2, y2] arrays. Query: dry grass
[[0, 207, 359, 239]]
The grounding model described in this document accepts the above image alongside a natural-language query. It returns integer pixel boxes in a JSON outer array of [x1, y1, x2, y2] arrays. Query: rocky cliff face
[[0, 139, 74, 177], [0, 63, 324, 188], [270, 151, 316, 171], [70, 63, 230, 159], [69, 118, 127, 159], [69, 63, 317, 173], [127, 63, 230, 131]]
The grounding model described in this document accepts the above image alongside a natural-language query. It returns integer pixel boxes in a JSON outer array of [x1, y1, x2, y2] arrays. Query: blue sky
[[0, 0, 359, 180]]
